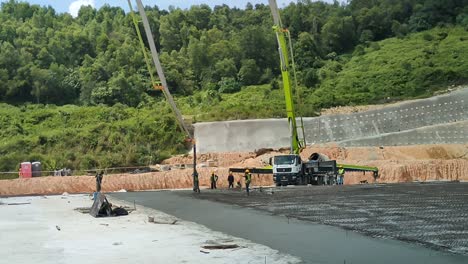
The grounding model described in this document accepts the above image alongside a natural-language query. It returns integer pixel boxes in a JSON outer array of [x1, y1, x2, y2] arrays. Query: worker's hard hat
[[245, 169, 250, 173], [338, 165, 343, 168]]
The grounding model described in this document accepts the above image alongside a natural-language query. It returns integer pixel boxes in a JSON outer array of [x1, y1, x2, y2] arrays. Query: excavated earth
[[0, 144, 466, 196]]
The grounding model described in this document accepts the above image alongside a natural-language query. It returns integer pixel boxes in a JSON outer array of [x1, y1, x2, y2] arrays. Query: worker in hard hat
[[337, 166, 345, 185], [244, 169, 252, 195], [227, 171, 235, 189], [210, 171, 218, 189]]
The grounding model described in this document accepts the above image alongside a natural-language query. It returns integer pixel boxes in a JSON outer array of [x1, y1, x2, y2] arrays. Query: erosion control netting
[[192, 183, 468, 255]]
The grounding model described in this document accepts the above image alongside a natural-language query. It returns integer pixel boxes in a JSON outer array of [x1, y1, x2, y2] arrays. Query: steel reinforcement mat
[[191, 183, 468, 255]]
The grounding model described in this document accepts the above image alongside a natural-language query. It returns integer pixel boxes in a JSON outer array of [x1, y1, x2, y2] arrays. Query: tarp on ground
[[89, 192, 112, 217]]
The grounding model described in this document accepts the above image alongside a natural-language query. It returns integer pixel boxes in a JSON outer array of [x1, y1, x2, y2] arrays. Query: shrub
[[218, 77, 242, 93], [423, 33, 434, 41]]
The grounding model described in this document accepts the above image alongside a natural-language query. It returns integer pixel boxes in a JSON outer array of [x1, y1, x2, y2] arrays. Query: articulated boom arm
[[269, 0, 302, 155], [129, 0, 198, 191]]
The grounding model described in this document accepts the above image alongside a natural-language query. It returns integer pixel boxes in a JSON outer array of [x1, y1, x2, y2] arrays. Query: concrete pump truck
[[268, 0, 378, 186]]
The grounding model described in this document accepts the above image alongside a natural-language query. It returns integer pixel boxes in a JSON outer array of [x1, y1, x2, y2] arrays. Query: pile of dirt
[[162, 152, 255, 168]]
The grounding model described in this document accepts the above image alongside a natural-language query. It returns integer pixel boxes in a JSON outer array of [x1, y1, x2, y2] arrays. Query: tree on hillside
[[0, 0, 466, 106]]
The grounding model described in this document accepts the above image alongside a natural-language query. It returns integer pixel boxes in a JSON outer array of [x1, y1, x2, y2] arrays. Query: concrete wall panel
[[194, 88, 468, 153]]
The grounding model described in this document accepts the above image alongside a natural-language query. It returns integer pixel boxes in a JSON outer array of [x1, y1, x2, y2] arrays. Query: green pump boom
[[268, 0, 305, 155]]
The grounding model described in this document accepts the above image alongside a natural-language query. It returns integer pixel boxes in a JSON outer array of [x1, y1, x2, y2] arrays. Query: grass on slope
[[309, 26, 468, 109], [177, 84, 288, 122], [0, 103, 185, 177]]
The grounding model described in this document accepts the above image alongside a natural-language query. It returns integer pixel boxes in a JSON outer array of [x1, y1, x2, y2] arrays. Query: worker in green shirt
[[338, 166, 345, 185], [210, 171, 218, 189]]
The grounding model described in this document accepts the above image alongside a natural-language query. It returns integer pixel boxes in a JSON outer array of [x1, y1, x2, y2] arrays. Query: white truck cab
[[272, 154, 302, 186]]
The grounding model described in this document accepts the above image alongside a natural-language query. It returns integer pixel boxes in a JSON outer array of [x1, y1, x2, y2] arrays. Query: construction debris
[[202, 244, 239, 250], [148, 215, 178, 225], [75, 206, 134, 214], [89, 193, 129, 218], [5, 202, 31, 206], [202, 239, 239, 250]]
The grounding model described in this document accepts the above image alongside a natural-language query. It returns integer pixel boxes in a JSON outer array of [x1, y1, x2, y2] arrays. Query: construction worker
[[95, 170, 104, 192], [193, 171, 200, 193], [210, 171, 218, 189], [244, 169, 252, 195], [338, 166, 345, 185], [227, 171, 235, 188]]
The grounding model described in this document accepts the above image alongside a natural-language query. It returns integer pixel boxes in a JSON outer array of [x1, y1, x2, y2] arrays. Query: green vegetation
[[179, 26, 468, 120], [0, 0, 467, 176], [0, 102, 186, 177], [1, 0, 467, 106], [305, 26, 468, 109]]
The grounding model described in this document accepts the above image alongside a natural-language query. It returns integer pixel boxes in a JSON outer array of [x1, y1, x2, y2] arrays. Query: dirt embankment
[[0, 167, 272, 196], [162, 152, 255, 168], [301, 144, 468, 184], [1, 144, 466, 196]]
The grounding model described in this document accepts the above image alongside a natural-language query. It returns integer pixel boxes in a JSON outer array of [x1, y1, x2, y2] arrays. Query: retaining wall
[[194, 88, 468, 153]]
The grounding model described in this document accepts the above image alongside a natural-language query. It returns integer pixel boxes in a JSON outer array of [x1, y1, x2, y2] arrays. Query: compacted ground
[[189, 182, 468, 255], [0, 194, 300, 264]]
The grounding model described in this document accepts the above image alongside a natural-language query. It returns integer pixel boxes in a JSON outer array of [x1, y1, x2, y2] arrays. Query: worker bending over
[[244, 169, 252, 195]]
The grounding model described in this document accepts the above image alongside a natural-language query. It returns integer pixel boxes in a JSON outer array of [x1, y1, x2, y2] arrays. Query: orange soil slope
[[0, 167, 271, 196], [1, 144, 466, 196]]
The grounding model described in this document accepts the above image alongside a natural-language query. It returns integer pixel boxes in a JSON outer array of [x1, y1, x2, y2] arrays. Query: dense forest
[[0, 0, 467, 107], [0, 0, 468, 175]]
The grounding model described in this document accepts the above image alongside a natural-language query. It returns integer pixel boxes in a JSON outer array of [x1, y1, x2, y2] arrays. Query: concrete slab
[[0, 194, 300, 264], [112, 186, 468, 264]]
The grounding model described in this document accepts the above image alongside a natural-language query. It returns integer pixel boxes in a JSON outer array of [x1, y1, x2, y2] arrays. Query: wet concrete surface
[[190, 182, 468, 255], [112, 183, 468, 264]]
